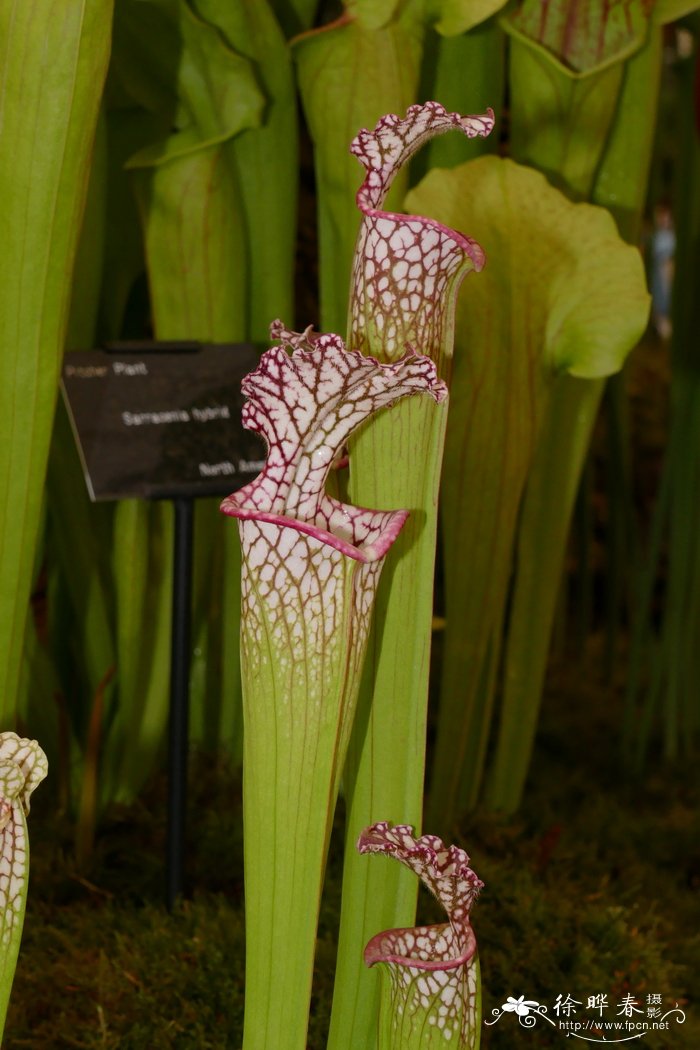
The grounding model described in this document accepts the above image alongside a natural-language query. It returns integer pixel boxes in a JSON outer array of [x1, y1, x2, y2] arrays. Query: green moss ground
[[5, 639, 698, 1048]]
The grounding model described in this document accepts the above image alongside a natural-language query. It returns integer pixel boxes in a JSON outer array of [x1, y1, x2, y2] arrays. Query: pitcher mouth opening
[[220, 496, 409, 564], [364, 921, 477, 972]]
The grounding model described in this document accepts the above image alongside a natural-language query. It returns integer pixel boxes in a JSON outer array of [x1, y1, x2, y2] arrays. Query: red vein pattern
[[222, 325, 446, 562], [349, 102, 494, 372], [0, 734, 47, 954], [221, 329, 447, 674], [358, 821, 483, 1048]]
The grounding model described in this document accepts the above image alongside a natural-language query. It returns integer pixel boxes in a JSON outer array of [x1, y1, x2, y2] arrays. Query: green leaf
[[505, 25, 624, 198], [45, 107, 115, 737], [485, 377, 604, 812], [46, 112, 115, 735], [404, 157, 649, 824], [504, 0, 648, 74], [194, 0, 299, 339], [429, 0, 509, 35], [67, 113, 109, 350], [592, 28, 663, 242], [0, 0, 113, 720], [347, 0, 403, 29], [117, 0, 264, 167], [133, 147, 251, 340]]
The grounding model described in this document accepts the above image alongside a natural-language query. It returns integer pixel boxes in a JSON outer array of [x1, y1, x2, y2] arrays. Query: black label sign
[[61, 343, 266, 501]]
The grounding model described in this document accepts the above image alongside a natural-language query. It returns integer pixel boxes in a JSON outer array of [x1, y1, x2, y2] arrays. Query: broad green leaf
[[0, 0, 113, 720], [133, 147, 250, 340], [195, 0, 299, 339], [118, 0, 264, 166], [429, 0, 510, 34], [592, 28, 663, 242], [347, 0, 403, 28], [294, 6, 425, 332], [67, 113, 109, 351], [405, 157, 649, 825], [47, 113, 115, 730], [44, 105, 117, 836], [505, 0, 648, 73], [222, 333, 446, 1050], [485, 376, 604, 812], [505, 26, 624, 198], [502, 0, 656, 204]]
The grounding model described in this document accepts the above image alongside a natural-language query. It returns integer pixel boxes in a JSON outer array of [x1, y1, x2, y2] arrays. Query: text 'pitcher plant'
[[0, 733, 47, 1041], [359, 821, 483, 1050], [221, 326, 446, 1050]]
